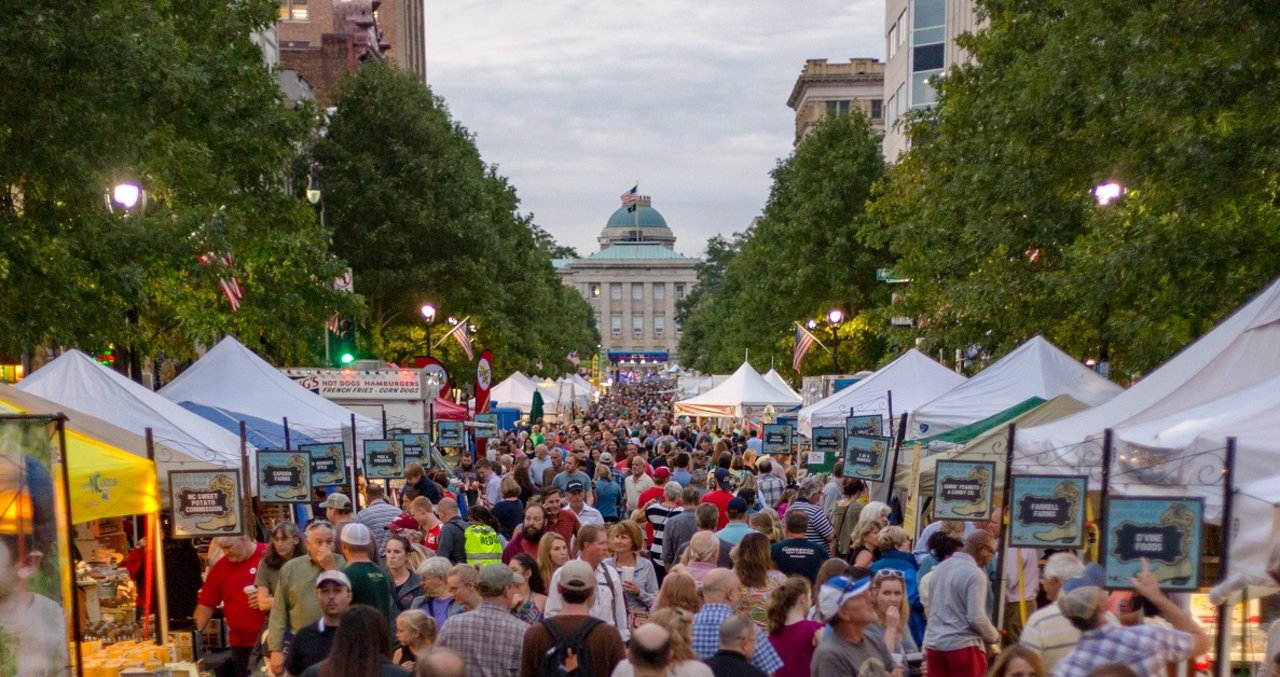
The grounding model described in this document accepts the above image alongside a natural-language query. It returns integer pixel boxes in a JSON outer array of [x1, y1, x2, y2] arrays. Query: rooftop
[[585, 243, 690, 261]]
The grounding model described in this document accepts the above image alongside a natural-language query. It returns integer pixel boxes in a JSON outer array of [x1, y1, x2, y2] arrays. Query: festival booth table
[[796, 349, 965, 437]]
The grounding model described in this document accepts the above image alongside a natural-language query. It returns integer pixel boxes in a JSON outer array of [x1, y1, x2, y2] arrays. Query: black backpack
[[539, 616, 603, 677]]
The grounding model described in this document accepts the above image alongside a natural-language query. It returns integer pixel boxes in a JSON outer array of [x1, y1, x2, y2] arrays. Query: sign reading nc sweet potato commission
[[808, 427, 844, 474], [170, 470, 244, 537]]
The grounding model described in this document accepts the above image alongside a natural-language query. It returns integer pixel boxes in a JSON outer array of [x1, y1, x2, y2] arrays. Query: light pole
[[421, 303, 436, 358], [827, 308, 845, 375], [107, 181, 147, 383]]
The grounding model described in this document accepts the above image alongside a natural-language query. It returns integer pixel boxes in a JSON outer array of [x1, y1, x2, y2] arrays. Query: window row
[[597, 314, 676, 337], [588, 282, 685, 300]]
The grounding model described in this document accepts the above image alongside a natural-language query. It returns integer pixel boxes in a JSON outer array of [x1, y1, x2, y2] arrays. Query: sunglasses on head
[[874, 569, 905, 580]]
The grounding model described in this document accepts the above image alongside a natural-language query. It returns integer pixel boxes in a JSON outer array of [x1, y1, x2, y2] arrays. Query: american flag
[[198, 252, 244, 311], [620, 184, 639, 205], [434, 316, 475, 360], [567, 351, 580, 366], [793, 322, 820, 372], [326, 314, 341, 334]]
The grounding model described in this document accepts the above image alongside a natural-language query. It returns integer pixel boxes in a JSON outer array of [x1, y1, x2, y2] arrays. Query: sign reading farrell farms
[[1009, 475, 1087, 548], [807, 427, 844, 474], [169, 470, 243, 537]]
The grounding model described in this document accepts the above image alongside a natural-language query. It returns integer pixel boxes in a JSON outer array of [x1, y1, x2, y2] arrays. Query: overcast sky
[[423, 1, 884, 258]]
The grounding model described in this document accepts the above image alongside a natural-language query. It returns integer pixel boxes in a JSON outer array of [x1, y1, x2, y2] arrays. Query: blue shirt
[[594, 477, 622, 519], [716, 522, 754, 545], [671, 469, 692, 488], [692, 603, 783, 674]]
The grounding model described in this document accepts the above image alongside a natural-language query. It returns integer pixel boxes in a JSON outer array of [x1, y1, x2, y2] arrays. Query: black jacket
[[703, 650, 767, 677]]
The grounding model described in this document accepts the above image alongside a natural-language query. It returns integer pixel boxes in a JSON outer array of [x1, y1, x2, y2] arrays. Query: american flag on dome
[[620, 184, 639, 205], [793, 322, 820, 372]]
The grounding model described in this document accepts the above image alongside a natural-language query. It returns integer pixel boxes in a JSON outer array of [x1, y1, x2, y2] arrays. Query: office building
[[787, 58, 886, 146]]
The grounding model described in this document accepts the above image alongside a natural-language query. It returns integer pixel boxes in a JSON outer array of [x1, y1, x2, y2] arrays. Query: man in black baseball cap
[[699, 468, 736, 529]]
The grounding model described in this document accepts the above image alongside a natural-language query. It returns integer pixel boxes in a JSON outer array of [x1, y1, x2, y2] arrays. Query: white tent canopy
[[1015, 276, 1280, 479], [763, 369, 802, 405], [674, 362, 801, 418], [797, 349, 966, 437], [489, 371, 542, 413], [1212, 474, 1280, 604], [910, 336, 1122, 440], [17, 350, 249, 473], [159, 336, 379, 442]]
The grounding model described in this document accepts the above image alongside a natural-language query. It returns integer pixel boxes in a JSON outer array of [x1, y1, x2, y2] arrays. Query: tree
[[867, 0, 1280, 377], [679, 112, 888, 375]]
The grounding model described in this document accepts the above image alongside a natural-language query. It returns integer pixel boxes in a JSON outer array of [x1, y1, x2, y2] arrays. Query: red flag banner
[[475, 350, 493, 414]]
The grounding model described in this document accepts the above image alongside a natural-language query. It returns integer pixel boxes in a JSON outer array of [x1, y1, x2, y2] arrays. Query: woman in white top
[[610, 607, 713, 677]]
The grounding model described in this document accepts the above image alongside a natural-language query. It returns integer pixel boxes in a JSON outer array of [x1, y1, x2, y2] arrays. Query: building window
[[653, 283, 665, 300], [871, 99, 883, 120], [632, 283, 644, 300], [911, 0, 946, 109], [897, 9, 908, 47], [594, 314, 601, 329], [590, 283, 600, 298], [632, 315, 644, 336], [826, 100, 851, 116], [654, 315, 665, 336], [279, 0, 308, 21], [888, 22, 898, 60], [610, 283, 622, 300], [894, 83, 906, 120], [611, 315, 622, 336], [675, 283, 685, 299], [886, 94, 896, 126]]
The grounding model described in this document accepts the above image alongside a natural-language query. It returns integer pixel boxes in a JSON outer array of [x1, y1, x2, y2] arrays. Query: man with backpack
[[520, 560, 625, 677], [436, 498, 469, 565]]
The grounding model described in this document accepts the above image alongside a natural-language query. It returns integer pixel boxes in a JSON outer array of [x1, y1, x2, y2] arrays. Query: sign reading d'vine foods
[[1104, 497, 1203, 591], [169, 470, 244, 537], [808, 427, 845, 474], [392, 432, 431, 466], [842, 434, 892, 483], [302, 442, 348, 488], [845, 414, 884, 439], [363, 439, 404, 480], [437, 420, 465, 448], [933, 460, 996, 522], [1009, 475, 1088, 548], [762, 424, 793, 455], [257, 451, 312, 503]]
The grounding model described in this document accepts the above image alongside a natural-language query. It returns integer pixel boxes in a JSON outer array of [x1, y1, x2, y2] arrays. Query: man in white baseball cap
[[283, 570, 352, 676]]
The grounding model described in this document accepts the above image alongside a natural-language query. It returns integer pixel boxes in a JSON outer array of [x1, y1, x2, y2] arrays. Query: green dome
[[605, 205, 668, 229]]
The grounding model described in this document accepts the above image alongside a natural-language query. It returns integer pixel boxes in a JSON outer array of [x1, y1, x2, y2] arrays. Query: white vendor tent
[[797, 349, 965, 437], [674, 362, 801, 418], [1212, 474, 1280, 604], [16, 350, 250, 480], [159, 336, 380, 445], [763, 369, 803, 405], [489, 371, 542, 413], [1015, 276, 1280, 479], [568, 374, 596, 396], [910, 335, 1123, 440]]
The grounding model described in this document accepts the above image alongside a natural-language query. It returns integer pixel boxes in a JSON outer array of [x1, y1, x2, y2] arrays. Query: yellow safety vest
[[464, 524, 502, 565]]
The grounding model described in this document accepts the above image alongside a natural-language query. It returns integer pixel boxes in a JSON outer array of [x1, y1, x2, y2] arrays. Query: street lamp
[[827, 308, 845, 375], [1093, 181, 1125, 206], [105, 181, 147, 383], [421, 303, 436, 358]]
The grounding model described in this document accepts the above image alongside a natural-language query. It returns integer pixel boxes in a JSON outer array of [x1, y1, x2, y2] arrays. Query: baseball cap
[[1058, 563, 1107, 621], [477, 564, 523, 595], [566, 480, 585, 493], [340, 522, 372, 547], [315, 570, 351, 589], [558, 560, 595, 592], [654, 467, 671, 480], [320, 493, 351, 510], [818, 575, 871, 621], [600, 452, 614, 464], [727, 497, 749, 515], [387, 513, 419, 533], [714, 468, 733, 487]]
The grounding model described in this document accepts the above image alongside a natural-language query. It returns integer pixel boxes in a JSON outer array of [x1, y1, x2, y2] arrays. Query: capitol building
[[554, 195, 699, 370]]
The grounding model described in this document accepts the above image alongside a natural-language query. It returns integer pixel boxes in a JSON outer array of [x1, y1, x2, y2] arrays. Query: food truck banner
[[437, 421, 465, 448], [932, 460, 996, 522], [1009, 475, 1087, 548], [392, 433, 431, 466], [843, 434, 891, 483], [256, 451, 312, 503], [762, 424, 792, 456], [0, 415, 73, 675], [808, 427, 844, 474], [168, 470, 243, 538], [363, 440, 404, 480], [845, 414, 885, 439], [302, 442, 348, 488], [1103, 497, 1203, 591]]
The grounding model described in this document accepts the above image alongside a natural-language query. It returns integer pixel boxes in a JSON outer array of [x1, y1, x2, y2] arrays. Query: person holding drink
[[605, 521, 658, 629]]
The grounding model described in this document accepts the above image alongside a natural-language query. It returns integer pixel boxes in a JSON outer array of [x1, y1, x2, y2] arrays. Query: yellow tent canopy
[[0, 383, 159, 523]]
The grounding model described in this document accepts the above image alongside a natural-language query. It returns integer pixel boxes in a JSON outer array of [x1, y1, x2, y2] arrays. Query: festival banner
[[1103, 497, 1203, 591], [1009, 475, 1088, 548], [845, 414, 885, 439], [256, 450, 312, 503], [842, 434, 891, 483], [302, 442, 348, 487], [932, 460, 996, 522], [169, 470, 243, 537], [392, 432, 431, 466], [808, 427, 844, 474], [414, 356, 451, 394], [475, 350, 493, 414], [762, 423, 792, 455], [363, 439, 404, 480], [437, 420, 465, 448]]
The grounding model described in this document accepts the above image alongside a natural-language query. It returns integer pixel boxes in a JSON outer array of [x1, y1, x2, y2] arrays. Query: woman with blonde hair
[[865, 569, 920, 671], [654, 572, 701, 614], [536, 532, 569, 586], [610, 607, 713, 677], [670, 531, 719, 585], [765, 577, 825, 677], [869, 525, 924, 646], [848, 516, 884, 568], [749, 510, 781, 542], [733, 532, 786, 628]]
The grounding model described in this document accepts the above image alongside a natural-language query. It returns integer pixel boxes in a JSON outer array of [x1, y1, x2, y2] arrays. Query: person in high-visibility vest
[[464, 505, 503, 565]]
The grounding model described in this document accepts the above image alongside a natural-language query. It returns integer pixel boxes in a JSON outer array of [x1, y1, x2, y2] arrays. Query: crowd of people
[[191, 379, 1241, 677]]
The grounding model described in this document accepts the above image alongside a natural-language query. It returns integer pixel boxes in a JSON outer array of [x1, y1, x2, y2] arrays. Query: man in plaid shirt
[[754, 458, 786, 511], [436, 564, 530, 677], [691, 569, 783, 674], [1052, 560, 1208, 677]]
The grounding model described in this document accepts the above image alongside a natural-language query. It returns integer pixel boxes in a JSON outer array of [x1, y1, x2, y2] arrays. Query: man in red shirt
[[195, 535, 267, 677], [541, 486, 581, 545], [700, 469, 736, 529], [636, 467, 672, 547]]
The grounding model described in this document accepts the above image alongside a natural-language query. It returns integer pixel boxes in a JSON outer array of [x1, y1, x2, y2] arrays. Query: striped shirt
[[790, 498, 834, 546], [644, 503, 683, 560], [1052, 623, 1194, 677]]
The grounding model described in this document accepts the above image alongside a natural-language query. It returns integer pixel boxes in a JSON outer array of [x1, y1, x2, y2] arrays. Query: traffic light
[[329, 319, 357, 367]]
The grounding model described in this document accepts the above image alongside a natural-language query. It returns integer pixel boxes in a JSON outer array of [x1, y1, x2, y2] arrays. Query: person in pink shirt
[[766, 577, 825, 677]]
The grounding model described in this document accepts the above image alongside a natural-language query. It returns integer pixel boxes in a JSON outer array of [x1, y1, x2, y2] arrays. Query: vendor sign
[[762, 424, 792, 455], [845, 414, 884, 438], [302, 442, 347, 487], [437, 420, 465, 448], [392, 432, 430, 465], [169, 470, 243, 537], [257, 451, 311, 503], [473, 413, 499, 441], [933, 460, 996, 521], [843, 434, 891, 483], [808, 427, 844, 474], [1009, 475, 1087, 548], [363, 439, 404, 480], [1104, 497, 1203, 591]]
